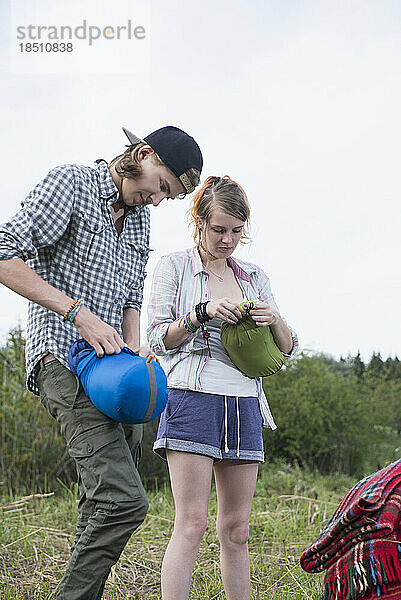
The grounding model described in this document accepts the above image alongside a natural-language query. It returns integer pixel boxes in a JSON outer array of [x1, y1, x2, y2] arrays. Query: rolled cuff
[[0, 231, 35, 262], [282, 327, 299, 358], [148, 322, 201, 356], [125, 286, 143, 311], [148, 322, 182, 356], [124, 300, 141, 311]]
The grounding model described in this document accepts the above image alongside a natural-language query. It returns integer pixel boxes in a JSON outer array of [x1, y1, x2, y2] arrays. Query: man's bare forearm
[[0, 257, 74, 314], [122, 307, 154, 358], [0, 257, 125, 357], [122, 307, 140, 349]]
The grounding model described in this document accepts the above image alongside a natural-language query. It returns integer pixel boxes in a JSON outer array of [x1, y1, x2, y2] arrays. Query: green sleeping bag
[[220, 315, 284, 378]]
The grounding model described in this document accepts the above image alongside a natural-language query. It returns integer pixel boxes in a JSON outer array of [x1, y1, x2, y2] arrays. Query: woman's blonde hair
[[189, 175, 251, 246]]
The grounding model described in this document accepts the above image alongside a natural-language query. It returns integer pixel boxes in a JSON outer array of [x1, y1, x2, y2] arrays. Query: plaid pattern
[[0, 160, 150, 395], [364, 582, 401, 599], [300, 459, 401, 600]]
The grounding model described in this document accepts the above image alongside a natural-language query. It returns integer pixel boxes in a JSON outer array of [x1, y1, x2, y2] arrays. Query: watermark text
[[16, 20, 146, 46]]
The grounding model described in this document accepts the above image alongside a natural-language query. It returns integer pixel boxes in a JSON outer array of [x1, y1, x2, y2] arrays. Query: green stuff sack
[[220, 316, 284, 378]]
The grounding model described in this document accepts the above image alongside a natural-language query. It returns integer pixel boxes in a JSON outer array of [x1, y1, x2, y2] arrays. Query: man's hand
[[136, 345, 155, 359], [123, 343, 155, 359], [74, 305, 125, 357]]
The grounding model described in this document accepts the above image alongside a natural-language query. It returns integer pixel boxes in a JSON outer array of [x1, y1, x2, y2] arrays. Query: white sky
[[0, 0, 400, 361]]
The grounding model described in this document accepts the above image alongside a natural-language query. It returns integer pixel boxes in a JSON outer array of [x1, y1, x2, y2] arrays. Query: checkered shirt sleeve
[[0, 165, 75, 261], [0, 161, 150, 395]]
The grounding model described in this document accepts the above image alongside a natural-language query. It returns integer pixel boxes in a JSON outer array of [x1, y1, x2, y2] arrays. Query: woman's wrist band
[[195, 302, 212, 357], [181, 303, 212, 358], [62, 299, 84, 323], [195, 301, 211, 324], [181, 302, 211, 334], [183, 311, 198, 333], [202, 302, 211, 323]]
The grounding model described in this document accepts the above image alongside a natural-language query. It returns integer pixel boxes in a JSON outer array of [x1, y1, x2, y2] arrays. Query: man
[[0, 125, 203, 599]]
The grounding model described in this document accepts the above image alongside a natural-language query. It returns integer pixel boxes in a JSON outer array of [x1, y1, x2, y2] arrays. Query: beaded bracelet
[[62, 299, 84, 323], [183, 311, 198, 333], [68, 300, 83, 323], [200, 323, 212, 358]]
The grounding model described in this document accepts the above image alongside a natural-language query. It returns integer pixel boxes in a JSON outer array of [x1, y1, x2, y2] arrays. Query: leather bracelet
[[195, 301, 211, 324], [194, 302, 203, 324], [201, 301, 211, 323]]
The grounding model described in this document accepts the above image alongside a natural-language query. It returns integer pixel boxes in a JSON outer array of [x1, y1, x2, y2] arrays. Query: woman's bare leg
[[213, 460, 258, 600], [161, 450, 214, 600]]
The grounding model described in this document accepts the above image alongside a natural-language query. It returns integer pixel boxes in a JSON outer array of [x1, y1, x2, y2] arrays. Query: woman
[[147, 175, 298, 600]]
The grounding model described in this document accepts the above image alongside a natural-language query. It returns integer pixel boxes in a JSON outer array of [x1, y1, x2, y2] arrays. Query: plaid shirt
[[0, 160, 150, 395]]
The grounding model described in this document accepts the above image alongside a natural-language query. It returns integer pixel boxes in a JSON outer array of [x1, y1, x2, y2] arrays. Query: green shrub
[[1, 330, 400, 495], [263, 353, 401, 477]]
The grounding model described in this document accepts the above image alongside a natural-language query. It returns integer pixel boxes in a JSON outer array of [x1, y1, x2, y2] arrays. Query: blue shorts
[[153, 388, 264, 462]]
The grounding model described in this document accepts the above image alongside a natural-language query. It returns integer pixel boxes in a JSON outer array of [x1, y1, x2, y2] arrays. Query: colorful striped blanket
[[300, 459, 401, 600], [364, 582, 401, 599]]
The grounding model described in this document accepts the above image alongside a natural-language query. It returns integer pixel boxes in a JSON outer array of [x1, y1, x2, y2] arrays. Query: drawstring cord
[[223, 395, 241, 457], [224, 395, 229, 453], [224, 396, 228, 454], [236, 396, 240, 458]]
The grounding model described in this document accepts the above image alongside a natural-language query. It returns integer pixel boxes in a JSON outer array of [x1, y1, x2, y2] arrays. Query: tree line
[[0, 327, 400, 495]]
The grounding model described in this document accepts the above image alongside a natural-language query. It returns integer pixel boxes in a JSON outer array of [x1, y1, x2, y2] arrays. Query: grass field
[[0, 461, 353, 599]]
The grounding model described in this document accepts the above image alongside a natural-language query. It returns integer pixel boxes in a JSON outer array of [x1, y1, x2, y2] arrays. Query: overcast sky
[[0, 0, 400, 361]]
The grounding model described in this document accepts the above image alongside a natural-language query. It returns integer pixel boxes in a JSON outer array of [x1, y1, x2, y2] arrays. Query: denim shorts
[[153, 388, 264, 462]]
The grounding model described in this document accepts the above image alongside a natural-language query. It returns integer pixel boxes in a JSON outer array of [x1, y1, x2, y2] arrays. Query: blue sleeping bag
[[68, 338, 167, 424]]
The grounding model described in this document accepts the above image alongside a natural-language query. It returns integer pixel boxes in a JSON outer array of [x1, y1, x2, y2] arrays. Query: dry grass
[[0, 464, 351, 599]]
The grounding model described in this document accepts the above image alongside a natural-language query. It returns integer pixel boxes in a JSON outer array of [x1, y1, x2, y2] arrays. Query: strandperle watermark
[[16, 19, 146, 46], [9, 1, 150, 74]]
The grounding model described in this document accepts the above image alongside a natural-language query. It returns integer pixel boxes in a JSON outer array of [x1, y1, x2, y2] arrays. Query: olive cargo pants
[[37, 360, 149, 600]]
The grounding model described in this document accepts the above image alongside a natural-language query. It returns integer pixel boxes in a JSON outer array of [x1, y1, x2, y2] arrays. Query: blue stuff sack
[[68, 338, 168, 424]]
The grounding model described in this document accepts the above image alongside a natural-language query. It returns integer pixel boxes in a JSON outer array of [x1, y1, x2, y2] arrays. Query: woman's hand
[[205, 298, 244, 324], [249, 301, 279, 327]]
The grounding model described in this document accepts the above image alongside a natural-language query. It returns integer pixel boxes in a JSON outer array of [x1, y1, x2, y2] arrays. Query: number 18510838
[[19, 42, 73, 52]]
